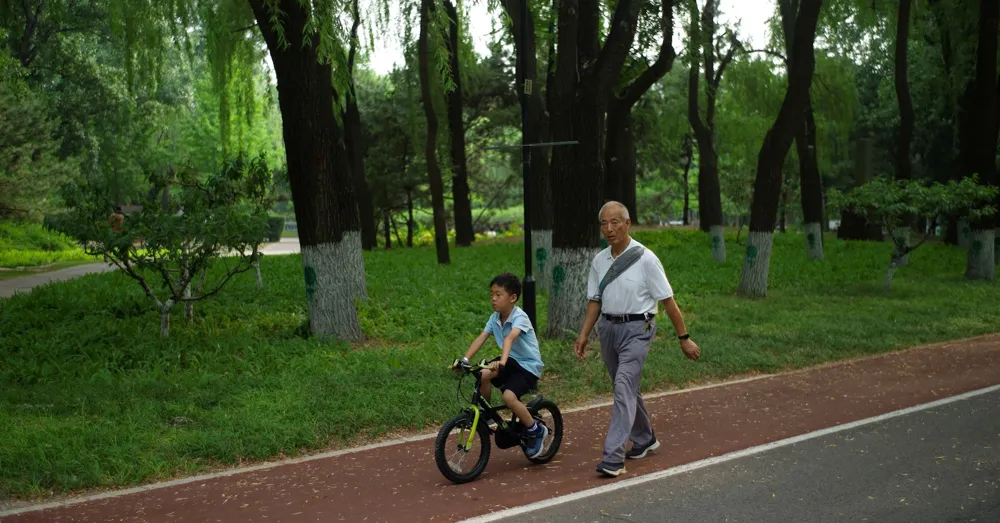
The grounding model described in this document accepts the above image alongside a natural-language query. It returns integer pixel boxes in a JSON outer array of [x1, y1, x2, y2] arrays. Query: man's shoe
[[524, 423, 549, 459], [625, 437, 660, 459], [596, 460, 626, 477]]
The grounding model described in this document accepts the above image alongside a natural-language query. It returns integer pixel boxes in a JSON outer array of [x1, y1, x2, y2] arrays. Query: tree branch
[[742, 48, 788, 65], [593, 0, 643, 93], [713, 32, 742, 87], [618, 0, 676, 108]]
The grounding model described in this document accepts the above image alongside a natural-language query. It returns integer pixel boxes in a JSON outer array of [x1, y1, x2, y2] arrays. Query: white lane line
[[456, 384, 1000, 523]]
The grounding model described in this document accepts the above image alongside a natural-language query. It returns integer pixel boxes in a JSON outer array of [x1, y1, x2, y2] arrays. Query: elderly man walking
[[574, 201, 701, 477]]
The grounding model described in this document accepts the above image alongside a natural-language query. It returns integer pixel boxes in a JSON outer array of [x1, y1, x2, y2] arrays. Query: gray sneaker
[[625, 437, 660, 459], [596, 460, 626, 477]]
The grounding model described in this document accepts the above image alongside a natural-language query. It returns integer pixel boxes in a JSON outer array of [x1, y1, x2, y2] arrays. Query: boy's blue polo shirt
[[483, 306, 544, 378]]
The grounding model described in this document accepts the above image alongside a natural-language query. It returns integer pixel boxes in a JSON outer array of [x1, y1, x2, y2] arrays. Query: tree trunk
[[682, 136, 693, 225], [254, 256, 262, 289], [838, 138, 883, 241], [345, 0, 377, 251], [603, 0, 676, 225], [782, 0, 824, 259], [250, 0, 364, 340], [546, 0, 643, 337], [687, 39, 723, 235], [407, 189, 415, 248], [893, 0, 915, 266], [604, 105, 638, 220], [968, 0, 1000, 258], [805, 222, 823, 259], [392, 215, 404, 247], [710, 225, 726, 262], [442, 0, 474, 247], [503, 0, 554, 291], [418, 0, 451, 265], [738, 0, 822, 297], [384, 212, 392, 249], [158, 300, 174, 338], [965, 229, 996, 280]]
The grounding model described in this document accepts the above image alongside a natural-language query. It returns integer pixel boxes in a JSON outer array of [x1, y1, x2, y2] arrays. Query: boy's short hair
[[490, 272, 521, 300]]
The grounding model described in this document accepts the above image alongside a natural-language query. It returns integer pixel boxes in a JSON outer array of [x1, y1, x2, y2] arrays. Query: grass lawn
[[0, 221, 97, 270], [1, 228, 998, 501]]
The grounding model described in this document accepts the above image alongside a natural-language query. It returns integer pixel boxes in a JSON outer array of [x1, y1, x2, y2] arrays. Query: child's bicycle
[[434, 358, 563, 484]]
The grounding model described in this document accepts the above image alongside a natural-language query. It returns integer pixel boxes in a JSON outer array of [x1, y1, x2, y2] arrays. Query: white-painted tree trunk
[[710, 225, 726, 263], [804, 222, 824, 260], [737, 231, 774, 297], [531, 230, 553, 294], [892, 227, 910, 267], [545, 247, 596, 338], [884, 260, 897, 290], [254, 255, 263, 289], [341, 231, 368, 300], [158, 299, 175, 338], [964, 229, 996, 281], [301, 239, 365, 341]]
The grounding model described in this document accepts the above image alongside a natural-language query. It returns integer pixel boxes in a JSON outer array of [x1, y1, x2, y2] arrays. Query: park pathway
[[0, 239, 302, 299], [2, 334, 999, 522]]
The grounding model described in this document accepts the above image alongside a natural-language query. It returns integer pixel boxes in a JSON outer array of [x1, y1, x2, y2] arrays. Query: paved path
[[0, 239, 301, 299], [493, 388, 1000, 523], [2, 334, 998, 523]]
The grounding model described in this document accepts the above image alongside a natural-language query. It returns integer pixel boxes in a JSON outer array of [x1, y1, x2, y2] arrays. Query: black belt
[[602, 312, 654, 323]]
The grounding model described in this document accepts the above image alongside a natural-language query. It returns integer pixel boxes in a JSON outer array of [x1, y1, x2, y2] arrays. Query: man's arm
[[573, 301, 602, 360], [659, 297, 700, 360]]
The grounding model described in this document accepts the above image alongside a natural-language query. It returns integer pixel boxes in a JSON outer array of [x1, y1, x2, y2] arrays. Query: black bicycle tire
[[527, 399, 563, 464], [434, 412, 492, 483]]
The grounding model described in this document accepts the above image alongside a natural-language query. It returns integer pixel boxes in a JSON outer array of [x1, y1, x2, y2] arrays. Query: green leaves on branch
[[53, 152, 278, 337], [828, 175, 998, 231]]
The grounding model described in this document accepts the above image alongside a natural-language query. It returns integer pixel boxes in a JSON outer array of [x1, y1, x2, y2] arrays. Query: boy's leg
[[502, 390, 534, 427], [478, 369, 496, 401]]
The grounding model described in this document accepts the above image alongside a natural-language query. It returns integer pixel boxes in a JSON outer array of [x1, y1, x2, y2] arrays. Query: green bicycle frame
[[465, 405, 481, 450]]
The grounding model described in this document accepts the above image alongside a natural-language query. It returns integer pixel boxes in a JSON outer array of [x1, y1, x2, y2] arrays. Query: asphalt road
[[499, 389, 1000, 523]]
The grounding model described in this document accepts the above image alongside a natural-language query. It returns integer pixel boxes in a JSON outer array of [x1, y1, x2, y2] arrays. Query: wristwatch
[[678, 333, 690, 340]]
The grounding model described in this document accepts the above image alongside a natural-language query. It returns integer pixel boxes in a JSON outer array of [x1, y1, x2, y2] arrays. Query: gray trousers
[[598, 318, 656, 464]]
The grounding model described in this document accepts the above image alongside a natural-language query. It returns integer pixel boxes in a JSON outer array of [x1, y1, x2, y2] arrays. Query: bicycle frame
[[456, 363, 544, 451]]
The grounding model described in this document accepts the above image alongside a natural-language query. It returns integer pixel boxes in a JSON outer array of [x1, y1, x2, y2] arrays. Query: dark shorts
[[488, 357, 539, 399]]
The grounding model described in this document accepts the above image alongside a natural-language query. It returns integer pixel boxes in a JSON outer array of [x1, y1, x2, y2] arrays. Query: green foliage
[[2, 229, 998, 499], [51, 153, 277, 336], [828, 175, 999, 233], [0, 221, 94, 268], [0, 81, 79, 220]]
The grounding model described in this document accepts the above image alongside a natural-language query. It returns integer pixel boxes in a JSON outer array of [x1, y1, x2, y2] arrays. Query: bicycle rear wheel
[[434, 412, 491, 483], [526, 399, 563, 464]]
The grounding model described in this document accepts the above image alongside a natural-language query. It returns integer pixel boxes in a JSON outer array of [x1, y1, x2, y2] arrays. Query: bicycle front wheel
[[434, 412, 491, 484]]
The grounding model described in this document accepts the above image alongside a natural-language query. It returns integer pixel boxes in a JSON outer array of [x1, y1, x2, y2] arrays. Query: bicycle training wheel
[[526, 399, 563, 464], [434, 412, 491, 484]]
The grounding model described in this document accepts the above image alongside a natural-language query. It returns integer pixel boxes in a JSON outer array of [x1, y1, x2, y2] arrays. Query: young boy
[[460, 272, 548, 458]]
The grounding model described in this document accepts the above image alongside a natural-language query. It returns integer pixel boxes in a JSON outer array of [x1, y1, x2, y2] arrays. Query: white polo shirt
[[586, 238, 674, 315]]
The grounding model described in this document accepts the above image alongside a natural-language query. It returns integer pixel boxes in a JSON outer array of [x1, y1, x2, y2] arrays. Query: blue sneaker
[[524, 422, 549, 459]]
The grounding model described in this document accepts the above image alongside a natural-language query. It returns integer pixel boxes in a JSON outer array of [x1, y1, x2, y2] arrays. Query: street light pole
[[518, 0, 537, 329]]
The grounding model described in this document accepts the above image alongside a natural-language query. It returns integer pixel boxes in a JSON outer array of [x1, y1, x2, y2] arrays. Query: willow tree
[[737, 0, 822, 297], [546, 0, 643, 337], [111, 0, 372, 340]]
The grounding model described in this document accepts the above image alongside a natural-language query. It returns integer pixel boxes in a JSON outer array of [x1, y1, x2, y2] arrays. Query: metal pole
[[519, 0, 536, 329]]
